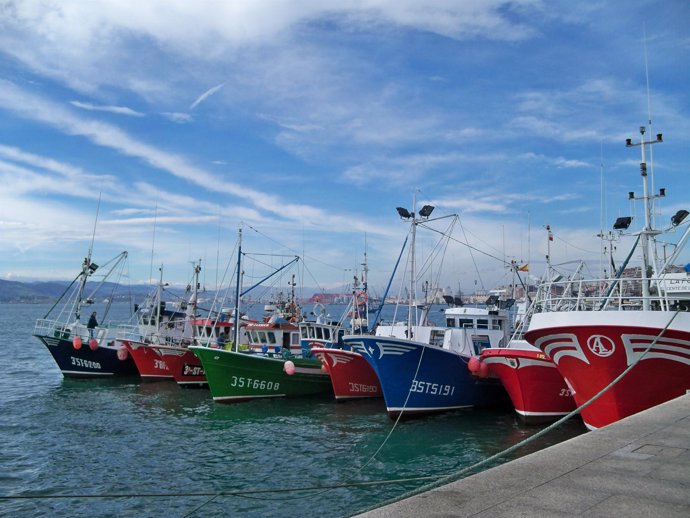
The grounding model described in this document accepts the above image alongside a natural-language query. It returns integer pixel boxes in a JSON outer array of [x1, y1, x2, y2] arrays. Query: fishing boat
[[117, 266, 198, 381], [33, 251, 137, 377], [478, 340, 576, 423], [190, 229, 332, 403], [343, 201, 510, 418], [524, 126, 690, 430], [309, 257, 383, 400], [474, 260, 577, 423]]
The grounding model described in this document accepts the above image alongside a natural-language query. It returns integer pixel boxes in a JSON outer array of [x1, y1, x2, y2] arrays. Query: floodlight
[[418, 205, 435, 218], [396, 207, 412, 219], [613, 217, 632, 230], [671, 209, 689, 227]]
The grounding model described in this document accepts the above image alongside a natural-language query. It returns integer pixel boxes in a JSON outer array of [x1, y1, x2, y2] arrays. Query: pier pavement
[[354, 393, 690, 517]]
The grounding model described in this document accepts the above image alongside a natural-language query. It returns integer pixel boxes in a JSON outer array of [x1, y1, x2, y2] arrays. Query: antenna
[[149, 203, 158, 284], [87, 192, 102, 263], [643, 24, 657, 227]]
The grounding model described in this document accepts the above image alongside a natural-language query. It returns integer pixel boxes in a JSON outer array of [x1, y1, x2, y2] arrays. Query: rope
[[350, 308, 683, 515], [9, 311, 682, 516]]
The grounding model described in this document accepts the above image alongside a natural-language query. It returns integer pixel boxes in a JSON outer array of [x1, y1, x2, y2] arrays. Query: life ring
[[356, 291, 368, 305]]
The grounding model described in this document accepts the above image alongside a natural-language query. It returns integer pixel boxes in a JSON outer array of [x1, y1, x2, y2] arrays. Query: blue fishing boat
[[343, 199, 511, 418], [33, 251, 138, 377]]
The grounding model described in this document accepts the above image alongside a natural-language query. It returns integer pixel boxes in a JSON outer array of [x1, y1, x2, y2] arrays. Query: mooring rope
[[348, 308, 683, 515], [3, 310, 681, 518]]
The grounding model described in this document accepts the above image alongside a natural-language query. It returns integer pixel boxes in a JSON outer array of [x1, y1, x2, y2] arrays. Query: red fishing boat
[[525, 126, 690, 430], [478, 340, 575, 423], [118, 267, 198, 381], [311, 346, 381, 400]]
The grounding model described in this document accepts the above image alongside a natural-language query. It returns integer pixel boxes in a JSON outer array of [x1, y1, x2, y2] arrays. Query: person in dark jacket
[[87, 311, 98, 337]]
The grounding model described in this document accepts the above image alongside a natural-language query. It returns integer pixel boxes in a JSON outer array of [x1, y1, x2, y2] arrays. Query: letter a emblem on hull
[[587, 335, 615, 357]]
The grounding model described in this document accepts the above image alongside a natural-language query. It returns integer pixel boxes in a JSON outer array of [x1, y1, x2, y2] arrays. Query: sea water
[[0, 303, 586, 517]]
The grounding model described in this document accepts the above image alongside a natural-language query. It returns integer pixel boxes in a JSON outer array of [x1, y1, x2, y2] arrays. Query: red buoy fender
[[72, 336, 82, 350]]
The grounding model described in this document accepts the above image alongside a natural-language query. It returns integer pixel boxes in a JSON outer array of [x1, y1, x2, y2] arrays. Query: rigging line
[[551, 233, 600, 255], [244, 223, 344, 271], [415, 218, 457, 279], [355, 308, 683, 514], [458, 215, 484, 290], [418, 222, 506, 265]]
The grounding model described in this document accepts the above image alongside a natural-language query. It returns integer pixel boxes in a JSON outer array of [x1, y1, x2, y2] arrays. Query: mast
[[395, 194, 436, 335], [626, 126, 663, 311], [76, 195, 102, 322], [408, 192, 417, 332], [233, 228, 243, 351], [156, 264, 165, 332], [189, 259, 201, 339]]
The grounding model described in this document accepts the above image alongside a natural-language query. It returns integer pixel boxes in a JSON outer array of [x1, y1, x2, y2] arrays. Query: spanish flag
[[518, 264, 529, 272]]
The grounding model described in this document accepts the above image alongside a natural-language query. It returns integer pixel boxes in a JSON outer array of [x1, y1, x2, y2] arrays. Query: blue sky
[[0, 1, 688, 296]]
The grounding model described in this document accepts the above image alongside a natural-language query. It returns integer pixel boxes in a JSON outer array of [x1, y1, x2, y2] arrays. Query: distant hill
[[0, 279, 157, 303], [0, 279, 344, 304]]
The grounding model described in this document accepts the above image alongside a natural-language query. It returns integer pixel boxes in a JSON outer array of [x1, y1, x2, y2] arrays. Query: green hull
[[189, 346, 332, 403]]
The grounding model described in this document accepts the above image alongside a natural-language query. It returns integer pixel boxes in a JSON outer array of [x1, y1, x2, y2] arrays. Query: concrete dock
[[354, 393, 690, 517]]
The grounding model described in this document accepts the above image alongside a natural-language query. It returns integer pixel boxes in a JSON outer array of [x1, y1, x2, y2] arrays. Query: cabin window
[[477, 319, 489, 329], [291, 333, 299, 345], [446, 318, 456, 327], [429, 330, 445, 347], [300, 327, 308, 339], [459, 318, 474, 328], [324, 328, 332, 340], [308, 326, 315, 339], [316, 327, 323, 340], [266, 332, 277, 345]]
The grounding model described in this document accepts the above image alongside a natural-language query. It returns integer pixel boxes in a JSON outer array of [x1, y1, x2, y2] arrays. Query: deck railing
[[531, 274, 690, 313]]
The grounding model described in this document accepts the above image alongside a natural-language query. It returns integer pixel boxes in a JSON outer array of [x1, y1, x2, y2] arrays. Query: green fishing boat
[[189, 227, 331, 403], [189, 344, 331, 402]]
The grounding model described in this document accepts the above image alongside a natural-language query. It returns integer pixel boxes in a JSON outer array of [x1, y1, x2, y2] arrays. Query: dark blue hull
[[344, 335, 506, 418], [34, 334, 138, 378]]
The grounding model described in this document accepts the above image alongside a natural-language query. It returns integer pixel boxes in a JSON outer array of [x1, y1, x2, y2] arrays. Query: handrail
[[532, 272, 690, 312]]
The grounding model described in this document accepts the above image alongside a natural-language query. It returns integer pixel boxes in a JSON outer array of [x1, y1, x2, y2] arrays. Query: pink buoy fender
[[283, 360, 296, 375], [477, 360, 490, 378], [72, 336, 82, 350], [89, 338, 99, 351], [117, 347, 129, 361], [467, 356, 480, 373]]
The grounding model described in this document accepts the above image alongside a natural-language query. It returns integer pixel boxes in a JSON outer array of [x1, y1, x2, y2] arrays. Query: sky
[[0, 0, 689, 297]]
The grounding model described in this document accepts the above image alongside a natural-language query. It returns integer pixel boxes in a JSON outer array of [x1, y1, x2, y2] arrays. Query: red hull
[[150, 345, 207, 387], [526, 311, 690, 430], [480, 347, 576, 422], [311, 347, 381, 400], [121, 340, 173, 380]]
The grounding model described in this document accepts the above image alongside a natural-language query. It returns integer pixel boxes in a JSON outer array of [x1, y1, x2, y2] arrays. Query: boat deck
[[354, 392, 690, 517]]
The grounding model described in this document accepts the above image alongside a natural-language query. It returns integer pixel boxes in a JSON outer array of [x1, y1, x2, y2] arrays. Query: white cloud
[[162, 112, 193, 123], [190, 83, 225, 110], [70, 100, 144, 117]]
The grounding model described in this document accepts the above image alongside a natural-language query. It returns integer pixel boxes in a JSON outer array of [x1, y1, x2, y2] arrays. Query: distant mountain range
[[0, 279, 343, 304], [0, 279, 159, 303]]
